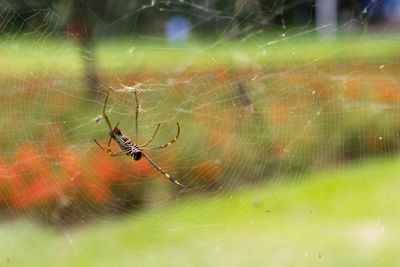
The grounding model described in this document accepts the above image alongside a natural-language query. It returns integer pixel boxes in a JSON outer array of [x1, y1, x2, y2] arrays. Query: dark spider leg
[[102, 87, 113, 131], [138, 123, 160, 148], [134, 90, 139, 144], [93, 87, 114, 150], [94, 139, 106, 151], [142, 152, 190, 188], [93, 139, 128, 156], [109, 151, 129, 157], [141, 122, 180, 150], [94, 122, 128, 156], [106, 122, 119, 146]]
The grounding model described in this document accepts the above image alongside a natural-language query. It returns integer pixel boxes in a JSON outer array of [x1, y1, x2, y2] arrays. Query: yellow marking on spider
[[174, 181, 180, 185], [165, 174, 171, 178], [167, 142, 172, 146]]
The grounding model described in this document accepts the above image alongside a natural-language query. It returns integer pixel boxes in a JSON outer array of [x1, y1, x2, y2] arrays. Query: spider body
[[94, 87, 190, 188], [109, 128, 142, 161]]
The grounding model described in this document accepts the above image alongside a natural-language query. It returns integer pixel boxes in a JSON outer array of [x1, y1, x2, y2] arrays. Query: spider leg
[[141, 122, 180, 150], [109, 151, 129, 157], [142, 152, 190, 188], [93, 139, 128, 156], [107, 122, 120, 148], [134, 89, 139, 144], [105, 122, 128, 156], [94, 122, 128, 157], [138, 123, 160, 147], [94, 139, 106, 151], [102, 87, 113, 130]]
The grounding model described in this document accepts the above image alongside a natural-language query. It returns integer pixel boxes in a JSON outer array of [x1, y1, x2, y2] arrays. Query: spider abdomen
[[133, 151, 142, 161], [130, 147, 142, 161]]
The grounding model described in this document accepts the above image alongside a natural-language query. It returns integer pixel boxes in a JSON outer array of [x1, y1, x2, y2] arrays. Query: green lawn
[[1, 157, 400, 266], [2, 33, 399, 77]]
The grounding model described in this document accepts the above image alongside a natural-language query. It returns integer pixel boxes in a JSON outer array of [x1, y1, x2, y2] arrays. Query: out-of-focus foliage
[[1, 0, 398, 224], [4, 0, 201, 35], [2, 0, 383, 36], [1, 36, 400, 223]]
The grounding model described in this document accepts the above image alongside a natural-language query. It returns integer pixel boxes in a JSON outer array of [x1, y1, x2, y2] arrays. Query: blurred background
[[1, 0, 400, 266]]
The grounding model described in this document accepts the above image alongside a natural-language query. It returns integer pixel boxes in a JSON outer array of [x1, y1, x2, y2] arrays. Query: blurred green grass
[[1, 33, 399, 76], [2, 157, 400, 266]]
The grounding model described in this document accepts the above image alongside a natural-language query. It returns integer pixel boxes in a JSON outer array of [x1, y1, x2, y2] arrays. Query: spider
[[94, 87, 190, 188]]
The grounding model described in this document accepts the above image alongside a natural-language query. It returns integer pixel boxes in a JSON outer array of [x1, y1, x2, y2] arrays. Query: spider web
[[0, 0, 399, 264]]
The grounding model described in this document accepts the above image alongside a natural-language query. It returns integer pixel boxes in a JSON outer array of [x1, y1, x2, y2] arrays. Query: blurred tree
[[67, 0, 100, 97]]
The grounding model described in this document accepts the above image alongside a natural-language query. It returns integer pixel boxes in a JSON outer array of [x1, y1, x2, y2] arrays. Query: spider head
[[110, 127, 121, 136]]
